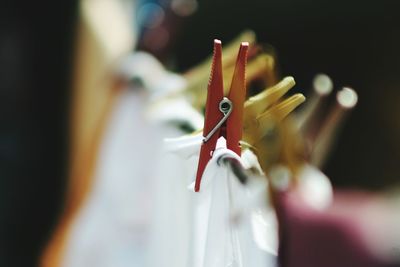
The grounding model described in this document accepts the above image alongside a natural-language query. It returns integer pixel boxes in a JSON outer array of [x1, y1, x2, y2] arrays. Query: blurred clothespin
[[195, 39, 248, 192], [242, 77, 305, 149], [296, 74, 358, 168], [296, 74, 334, 156], [239, 76, 306, 181], [298, 74, 333, 132], [311, 87, 358, 167]]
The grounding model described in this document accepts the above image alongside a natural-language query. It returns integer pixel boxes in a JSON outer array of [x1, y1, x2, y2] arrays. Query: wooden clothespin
[[184, 31, 255, 88], [194, 39, 248, 192], [311, 87, 358, 167], [184, 31, 277, 111], [242, 77, 305, 147], [240, 76, 306, 180]]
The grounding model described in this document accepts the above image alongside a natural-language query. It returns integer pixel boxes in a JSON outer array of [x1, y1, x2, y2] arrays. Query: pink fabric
[[276, 190, 400, 267]]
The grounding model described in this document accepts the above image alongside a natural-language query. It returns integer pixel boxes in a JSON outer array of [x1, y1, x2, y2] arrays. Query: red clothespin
[[194, 39, 249, 192]]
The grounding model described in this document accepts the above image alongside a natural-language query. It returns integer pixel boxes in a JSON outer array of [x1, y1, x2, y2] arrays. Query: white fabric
[[146, 96, 204, 131], [194, 140, 277, 267], [63, 89, 161, 267], [147, 136, 277, 267], [118, 52, 187, 101], [63, 52, 203, 267], [146, 135, 201, 267]]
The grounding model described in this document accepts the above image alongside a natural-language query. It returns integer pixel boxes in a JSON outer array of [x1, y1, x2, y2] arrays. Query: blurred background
[[1, 0, 400, 266]]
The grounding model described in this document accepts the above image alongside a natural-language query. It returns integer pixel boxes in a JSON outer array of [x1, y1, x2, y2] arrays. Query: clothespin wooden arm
[[243, 93, 305, 146], [184, 31, 256, 110], [226, 42, 249, 155], [194, 39, 224, 192], [311, 87, 358, 168], [244, 76, 296, 120], [242, 76, 298, 145], [184, 30, 255, 81]]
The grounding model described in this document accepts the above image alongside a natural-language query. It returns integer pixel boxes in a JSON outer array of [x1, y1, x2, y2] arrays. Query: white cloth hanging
[[62, 52, 203, 267], [147, 135, 278, 267], [193, 139, 277, 267], [145, 134, 200, 267], [62, 88, 161, 267]]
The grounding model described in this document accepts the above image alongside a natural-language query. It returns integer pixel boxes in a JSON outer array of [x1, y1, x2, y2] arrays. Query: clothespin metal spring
[[203, 97, 233, 143]]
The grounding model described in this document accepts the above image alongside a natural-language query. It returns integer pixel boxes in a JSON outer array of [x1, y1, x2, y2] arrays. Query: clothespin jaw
[[194, 40, 224, 192], [226, 42, 249, 154], [185, 31, 255, 110], [194, 39, 248, 192]]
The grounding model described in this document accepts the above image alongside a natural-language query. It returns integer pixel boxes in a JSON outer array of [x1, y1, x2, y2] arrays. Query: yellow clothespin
[[242, 77, 305, 146], [311, 87, 358, 167], [239, 76, 306, 181]]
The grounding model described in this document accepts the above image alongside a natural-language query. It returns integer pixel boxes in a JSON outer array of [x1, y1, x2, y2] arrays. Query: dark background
[[0, 1, 78, 266], [1, 0, 399, 266]]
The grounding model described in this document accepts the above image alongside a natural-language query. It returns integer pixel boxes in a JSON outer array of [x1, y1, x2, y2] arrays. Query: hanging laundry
[[147, 134, 278, 267], [193, 138, 277, 267], [62, 88, 160, 267], [61, 52, 204, 267]]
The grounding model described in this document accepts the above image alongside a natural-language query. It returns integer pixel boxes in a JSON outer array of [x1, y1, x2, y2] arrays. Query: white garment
[[146, 135, 201, 267], [63, 89, 161, 267], [147, 136, 277, 267], [118, 52, 187, 102], [63, 52, 204, 267], [194, 140, 277, 267]]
